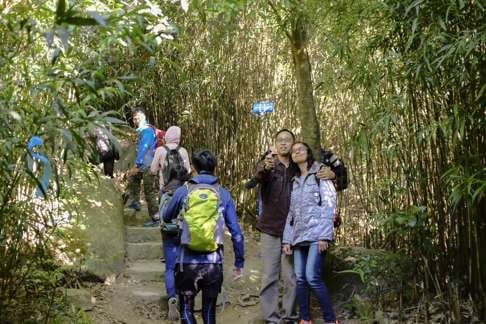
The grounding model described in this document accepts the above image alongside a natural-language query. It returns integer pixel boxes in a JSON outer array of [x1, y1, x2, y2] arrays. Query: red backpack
[[150, 126, 166, 148]]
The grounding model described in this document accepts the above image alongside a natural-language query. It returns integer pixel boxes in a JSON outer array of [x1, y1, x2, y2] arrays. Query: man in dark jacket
[[163, 149, 244, 324], [255, 129, 335, 324]]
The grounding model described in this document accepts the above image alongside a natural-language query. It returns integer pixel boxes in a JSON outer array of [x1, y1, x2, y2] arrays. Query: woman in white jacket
[[282, 142, 337, 324]]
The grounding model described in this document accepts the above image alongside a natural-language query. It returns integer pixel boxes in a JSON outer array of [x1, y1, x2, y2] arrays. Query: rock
[[126, 226, 161, 243], [326, 246, 412, 305], [126, 260, 165, 282], [131, 290, 162, 304], [65, 288, 95, 311], [126, 242, 162, 261], [65, 175, 125, 281]]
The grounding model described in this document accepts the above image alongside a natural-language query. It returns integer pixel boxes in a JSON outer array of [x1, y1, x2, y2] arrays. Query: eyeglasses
[[291, 147, 306, 154], [276, 138, 293, 144]]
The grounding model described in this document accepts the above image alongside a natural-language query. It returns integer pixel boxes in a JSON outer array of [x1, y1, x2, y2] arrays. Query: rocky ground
[[63, 155, 479, 323], [68, 204, 358, 323]]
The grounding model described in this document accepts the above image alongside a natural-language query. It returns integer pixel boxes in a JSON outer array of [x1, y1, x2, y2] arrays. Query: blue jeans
[[163, 235, 180, 298], [293, 242, 335, 322]]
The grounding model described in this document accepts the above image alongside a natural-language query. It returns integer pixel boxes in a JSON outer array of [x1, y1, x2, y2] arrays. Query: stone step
[[126, 242, 162, 261], [131, 289, 162, 304], [123, 206, 152, 226], [126, 226, 161, 243], [115, 282, 166, 305], [126, 260, 165, 282]]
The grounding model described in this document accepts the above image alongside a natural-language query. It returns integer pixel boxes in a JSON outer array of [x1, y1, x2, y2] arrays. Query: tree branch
[[266, 0, 292, 42]]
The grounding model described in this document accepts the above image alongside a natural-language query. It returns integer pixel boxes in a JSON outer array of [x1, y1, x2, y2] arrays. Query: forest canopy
[[0, 0, 485, 322]]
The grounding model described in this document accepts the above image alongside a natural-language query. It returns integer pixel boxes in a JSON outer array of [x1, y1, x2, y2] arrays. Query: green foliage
[[1, 0, 484, 319], [442, 164, 486, 209], [343, 295, 376, 321], [0, 0, 175, 321], [338, 251, 414, 312], [49, 306, 92, 324]]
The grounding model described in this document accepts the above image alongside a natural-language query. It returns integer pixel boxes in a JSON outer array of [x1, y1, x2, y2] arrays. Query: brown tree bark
[[289, 13, 321, 157]]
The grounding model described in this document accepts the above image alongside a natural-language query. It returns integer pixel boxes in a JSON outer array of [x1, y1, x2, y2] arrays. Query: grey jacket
[[282, 161, 336, 246]]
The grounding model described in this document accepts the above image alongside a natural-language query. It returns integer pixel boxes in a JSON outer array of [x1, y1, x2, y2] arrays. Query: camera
[[244, 149, 274, 190], [244, 177, 258, 190]]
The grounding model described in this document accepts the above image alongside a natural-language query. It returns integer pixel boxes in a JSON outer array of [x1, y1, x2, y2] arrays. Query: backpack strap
[[162, 144, 180, 152], [181, 181, 220, 209], [314, 174, 323, 207]]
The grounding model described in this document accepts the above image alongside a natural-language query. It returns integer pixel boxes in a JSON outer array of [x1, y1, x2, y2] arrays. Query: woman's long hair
[[291, 142, 315, 175]]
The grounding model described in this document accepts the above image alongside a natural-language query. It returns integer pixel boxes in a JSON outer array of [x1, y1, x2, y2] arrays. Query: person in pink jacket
[[150, 125, 191, 190], [149, 125, 191, 320]]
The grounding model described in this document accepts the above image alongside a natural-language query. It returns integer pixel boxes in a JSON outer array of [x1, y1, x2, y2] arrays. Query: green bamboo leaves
[[55, 0, 98, 26]]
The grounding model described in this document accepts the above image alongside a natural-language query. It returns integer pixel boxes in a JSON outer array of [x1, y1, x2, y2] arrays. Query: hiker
[[282, 142, 337, 324], [253, 129, 335, 324], [162, 149, 244, 324], [150, 126, 191, 320], [92, 126, 119, 178], [125, 107, 159, 224], [150, 125, 191, 191]]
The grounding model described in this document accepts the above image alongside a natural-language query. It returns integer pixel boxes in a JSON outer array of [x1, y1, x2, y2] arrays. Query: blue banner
[[251, 101, 275, 116]]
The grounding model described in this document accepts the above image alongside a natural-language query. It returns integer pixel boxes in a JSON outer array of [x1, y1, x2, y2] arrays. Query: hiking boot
[[127, 200, 141, 211], [167, 297, 180, 321]]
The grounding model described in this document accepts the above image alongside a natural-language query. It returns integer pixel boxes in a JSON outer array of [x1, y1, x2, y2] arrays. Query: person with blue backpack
[[162, 149, 245, 324]]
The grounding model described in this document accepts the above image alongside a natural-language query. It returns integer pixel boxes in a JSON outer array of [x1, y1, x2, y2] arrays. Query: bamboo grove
[[0, 0, 485, 321]]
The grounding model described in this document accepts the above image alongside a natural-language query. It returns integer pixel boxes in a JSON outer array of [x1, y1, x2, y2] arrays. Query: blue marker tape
[[251, 101, 275, 116], [27, 136, 52, 199]]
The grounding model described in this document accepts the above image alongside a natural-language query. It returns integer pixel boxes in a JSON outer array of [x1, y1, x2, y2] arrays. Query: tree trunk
[[289, 14, 321, 156]]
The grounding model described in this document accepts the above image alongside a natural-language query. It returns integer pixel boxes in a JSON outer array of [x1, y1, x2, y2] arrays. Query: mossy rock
[[325, 246, 413, 302], [64, 174, 125, 280], [64, 288, 94, 311]]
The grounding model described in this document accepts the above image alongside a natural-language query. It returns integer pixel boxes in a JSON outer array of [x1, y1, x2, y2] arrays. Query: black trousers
[[176, 263, 223, 324], [100, 151, 115, 178]]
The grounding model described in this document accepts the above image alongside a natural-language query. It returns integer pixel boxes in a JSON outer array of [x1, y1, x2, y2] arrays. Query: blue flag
[[251, 101, 275, 116]]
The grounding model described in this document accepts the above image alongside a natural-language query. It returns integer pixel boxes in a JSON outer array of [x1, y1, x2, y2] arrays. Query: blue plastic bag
[[251, 101, 275, 116], [27, 136, 52, 199]]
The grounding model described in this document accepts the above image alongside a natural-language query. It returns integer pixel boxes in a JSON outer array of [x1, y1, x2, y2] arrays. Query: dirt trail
[[87, 210, 266, 324], [82, 144, 356, 323], [84, 201, 353, 324], [86, 229, 356, 323]]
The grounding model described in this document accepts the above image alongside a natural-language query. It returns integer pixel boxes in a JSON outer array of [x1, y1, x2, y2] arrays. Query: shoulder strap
[[182, 182, 222, 213], [314, 174, 323, 206], [163, 144, 181, 153], [187, 182, 219, 193]]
